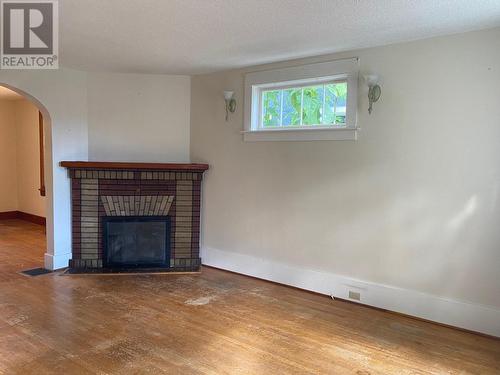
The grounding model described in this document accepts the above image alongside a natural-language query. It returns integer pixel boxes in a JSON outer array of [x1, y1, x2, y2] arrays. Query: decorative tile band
[[101, 195, 174, 217], [70, 257, 200, 271], [70, 169, 201, 180], [74, 170, 134, 179], [140, 171, 199, 180], [80, 178, 99, 260], [175, 180, 192, 259]]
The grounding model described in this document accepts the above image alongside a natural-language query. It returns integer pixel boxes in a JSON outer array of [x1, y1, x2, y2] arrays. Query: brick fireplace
[[61, 161, 209, 272]]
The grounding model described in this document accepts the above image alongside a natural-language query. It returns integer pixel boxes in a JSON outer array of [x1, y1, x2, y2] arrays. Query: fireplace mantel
[[61, 160, 208, 272], [60, 161, 209, 172]]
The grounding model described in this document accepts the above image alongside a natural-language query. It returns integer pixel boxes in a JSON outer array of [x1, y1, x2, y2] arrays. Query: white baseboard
[[44, 251, 70, 270], [201, 246, 500, 337]]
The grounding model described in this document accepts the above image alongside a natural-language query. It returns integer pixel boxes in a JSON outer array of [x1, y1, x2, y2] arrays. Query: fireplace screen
[[103, 216, 170, 268]]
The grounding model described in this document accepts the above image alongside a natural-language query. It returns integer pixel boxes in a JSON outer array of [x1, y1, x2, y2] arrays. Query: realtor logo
[[1, 0, 58, 69]]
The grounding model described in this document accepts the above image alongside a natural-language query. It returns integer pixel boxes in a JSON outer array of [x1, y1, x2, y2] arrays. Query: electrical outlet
[[348, 291, 361, 301]]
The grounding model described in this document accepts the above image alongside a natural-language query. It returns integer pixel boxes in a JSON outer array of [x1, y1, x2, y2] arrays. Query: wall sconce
[[223, 90, 236, 121], [364, 74, 381, 115]]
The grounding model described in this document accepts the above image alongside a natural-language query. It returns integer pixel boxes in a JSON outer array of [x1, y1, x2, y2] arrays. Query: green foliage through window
[[262, 82, 347, 127]]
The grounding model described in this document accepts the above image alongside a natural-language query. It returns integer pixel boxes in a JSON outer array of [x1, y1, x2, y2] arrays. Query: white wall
[[15, 99, 46, 217], [88, 72, 191, 162], [0, 100, 18, 212], [191, 28, 500, 335]]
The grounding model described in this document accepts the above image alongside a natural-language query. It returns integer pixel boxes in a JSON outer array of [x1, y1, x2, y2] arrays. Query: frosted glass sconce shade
[[364, 74, 381, 115], [223, 90, 236, 121]]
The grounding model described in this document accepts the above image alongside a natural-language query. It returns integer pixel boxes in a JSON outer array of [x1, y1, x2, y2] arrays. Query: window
[[244, 58, 358, 141], [261, 81, 347, 128]]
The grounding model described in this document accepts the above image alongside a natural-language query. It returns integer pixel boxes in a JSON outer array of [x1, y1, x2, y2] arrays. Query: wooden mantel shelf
[[60, 161, 209, 172]]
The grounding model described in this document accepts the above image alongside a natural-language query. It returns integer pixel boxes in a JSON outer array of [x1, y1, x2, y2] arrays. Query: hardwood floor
[[0, 219, 499, 374]]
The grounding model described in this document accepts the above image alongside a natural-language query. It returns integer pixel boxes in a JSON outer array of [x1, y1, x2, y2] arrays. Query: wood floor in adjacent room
[[0, 220, 499, 374]]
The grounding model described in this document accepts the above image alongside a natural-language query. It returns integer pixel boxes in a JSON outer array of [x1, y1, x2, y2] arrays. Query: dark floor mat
[[20, 267, 52, 277]]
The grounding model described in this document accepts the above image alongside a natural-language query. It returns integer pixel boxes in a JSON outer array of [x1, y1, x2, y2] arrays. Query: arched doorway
[[0, 83, 53, 268], [0, 71, 88, 270]]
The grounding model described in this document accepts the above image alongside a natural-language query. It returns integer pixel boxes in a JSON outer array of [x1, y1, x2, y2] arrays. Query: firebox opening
[[103, 216, 171, 268]]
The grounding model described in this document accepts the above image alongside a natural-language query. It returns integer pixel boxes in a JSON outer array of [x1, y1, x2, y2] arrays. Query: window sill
[[242, 127, 358, 142]]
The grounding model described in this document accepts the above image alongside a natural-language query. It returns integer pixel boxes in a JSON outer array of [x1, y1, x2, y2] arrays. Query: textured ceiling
[[59, 0, 500, 75]]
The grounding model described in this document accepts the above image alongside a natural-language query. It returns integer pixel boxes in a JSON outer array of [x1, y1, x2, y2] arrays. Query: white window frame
[[244, 58, 359, 142]]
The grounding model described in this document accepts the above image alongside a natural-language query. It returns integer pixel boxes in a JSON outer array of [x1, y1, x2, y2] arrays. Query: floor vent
[[20, 268, 52, 277]]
